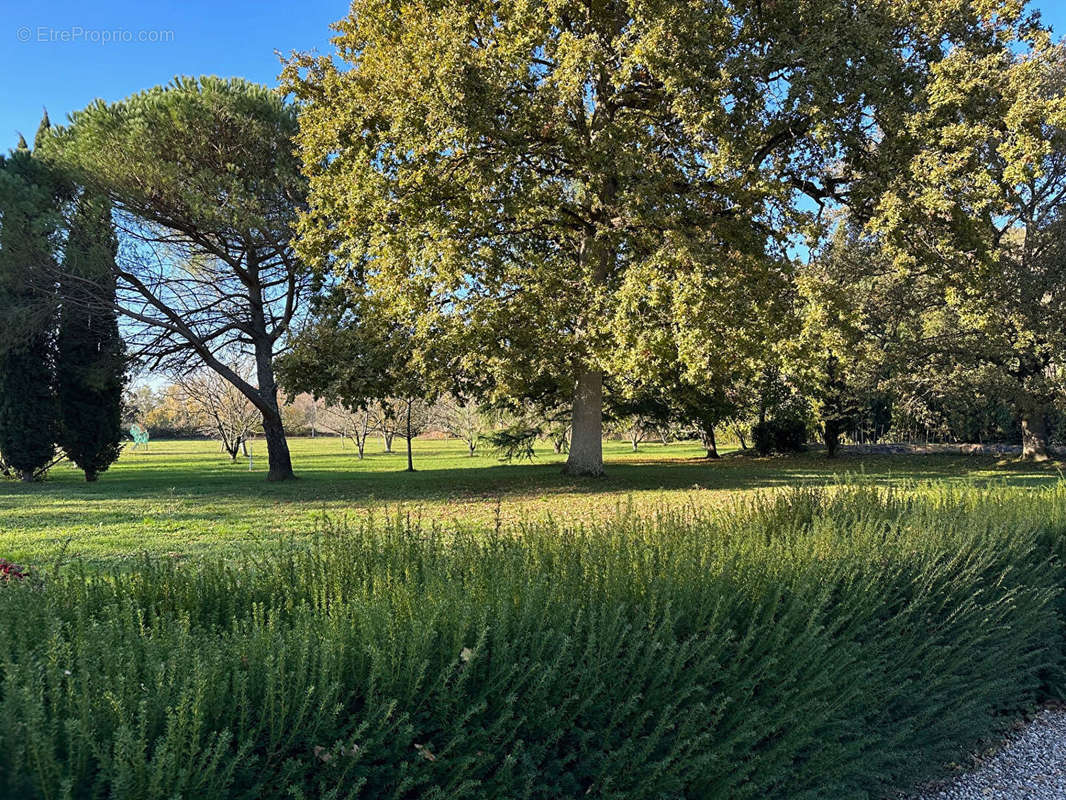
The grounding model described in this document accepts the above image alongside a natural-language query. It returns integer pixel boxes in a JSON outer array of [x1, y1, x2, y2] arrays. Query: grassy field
[[1, 435, 1063, 564]]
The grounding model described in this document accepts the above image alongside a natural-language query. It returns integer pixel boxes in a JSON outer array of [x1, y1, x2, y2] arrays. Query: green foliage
[[0, 485, 1064, 798], [0, 126, 64, 480], [487, 422, 541, 462], [283, 0, 1038, 472], [752, 417, 809, 456], [45, 76, 309, 480], [56, 192, 126, 482]]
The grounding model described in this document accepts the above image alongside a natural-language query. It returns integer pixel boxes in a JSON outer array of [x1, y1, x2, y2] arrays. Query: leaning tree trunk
[[1021, 408, 1050, 461], [261, 410, 294, 480], [564, 367, 604, 476], [247, 270, 296, 481], [252, 368, 294, 480]]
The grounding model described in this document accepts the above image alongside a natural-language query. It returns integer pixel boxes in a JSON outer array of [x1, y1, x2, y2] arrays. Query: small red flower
[[0, 559, 26, 581]]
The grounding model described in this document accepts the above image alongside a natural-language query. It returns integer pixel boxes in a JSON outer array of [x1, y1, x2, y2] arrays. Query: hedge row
[[1, 484, 1064, 798]]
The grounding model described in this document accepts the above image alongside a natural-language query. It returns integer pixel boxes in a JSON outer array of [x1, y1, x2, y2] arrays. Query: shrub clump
[[752, 417, 809, 455], [0, 485, 1063, 799]]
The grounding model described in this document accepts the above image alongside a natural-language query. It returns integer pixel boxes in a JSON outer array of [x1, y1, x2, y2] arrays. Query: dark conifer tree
[[0, 123, 61, 481], [56, 192, 126, 481]]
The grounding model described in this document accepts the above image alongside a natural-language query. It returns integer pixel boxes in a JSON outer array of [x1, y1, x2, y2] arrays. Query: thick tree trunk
[[1021, 410, 1050, 461], [262, 411, 295, 480], [84, 470, 98, 482], [18, 469, 34, 483], [701, 426, 720, 459], [563, 368, 604, 476], [824, 422, 841, 459], [383, 431, 394, 453]]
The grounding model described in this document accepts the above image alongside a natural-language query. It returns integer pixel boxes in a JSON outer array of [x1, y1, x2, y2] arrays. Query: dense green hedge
[[1, 484, 1065, 799]]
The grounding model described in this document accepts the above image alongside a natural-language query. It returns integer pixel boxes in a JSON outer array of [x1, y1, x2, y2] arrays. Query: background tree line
[[3, 1, 1065, 480]]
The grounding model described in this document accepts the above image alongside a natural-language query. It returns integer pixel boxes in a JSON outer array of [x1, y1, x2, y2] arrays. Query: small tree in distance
[[320, 403, 372, 459], [435, 396, 488, 457], [174, 369, 261, 461]]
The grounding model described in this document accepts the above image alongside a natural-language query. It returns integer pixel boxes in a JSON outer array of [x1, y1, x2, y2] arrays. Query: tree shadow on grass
[[2, 448, 1062, 509]]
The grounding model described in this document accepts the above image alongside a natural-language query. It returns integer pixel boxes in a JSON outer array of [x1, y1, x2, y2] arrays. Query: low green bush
[[752, 417, 809, 455], [1, 484, 1064, 799]]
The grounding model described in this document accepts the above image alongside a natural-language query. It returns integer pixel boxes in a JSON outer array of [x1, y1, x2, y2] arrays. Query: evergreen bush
[[0, 485, 1064, 798]]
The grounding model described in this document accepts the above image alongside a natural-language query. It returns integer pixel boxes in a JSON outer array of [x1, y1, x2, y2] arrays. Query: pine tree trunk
[[1021, 409, 1049, 461], [262, 411, 295, 480], [564, 368, 604, 476], [249, 271, 295, 481]]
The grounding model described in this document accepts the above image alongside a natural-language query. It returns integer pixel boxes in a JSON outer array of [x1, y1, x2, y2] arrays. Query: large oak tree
[[871, 36, 1066, 458], [283, 0, 1035, 475]]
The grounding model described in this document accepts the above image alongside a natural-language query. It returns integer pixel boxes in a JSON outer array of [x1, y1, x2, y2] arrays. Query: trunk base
[[561, 463, 605, 478], [1021, 412, 1050, 462], [564, 368, 604, 477]]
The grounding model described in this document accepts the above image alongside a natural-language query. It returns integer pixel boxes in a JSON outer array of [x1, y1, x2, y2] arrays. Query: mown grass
[[1, 437, 1063, 564], [2, 484, 1065, 799]]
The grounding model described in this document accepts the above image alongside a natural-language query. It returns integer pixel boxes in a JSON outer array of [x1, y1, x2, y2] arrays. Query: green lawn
[[1, 436, 1062, 564]]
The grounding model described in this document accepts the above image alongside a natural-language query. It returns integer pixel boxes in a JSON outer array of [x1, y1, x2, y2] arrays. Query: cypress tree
[[55, 192, 126, 481], [0, 124, 61, 481]]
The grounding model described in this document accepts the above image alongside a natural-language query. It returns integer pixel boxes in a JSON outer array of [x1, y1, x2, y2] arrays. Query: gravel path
[[907, 709, 1066, 799]]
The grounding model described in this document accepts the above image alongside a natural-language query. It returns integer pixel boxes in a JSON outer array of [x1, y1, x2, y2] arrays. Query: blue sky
[[2, 0, 1065, 145], [0, 0, 343, 142]]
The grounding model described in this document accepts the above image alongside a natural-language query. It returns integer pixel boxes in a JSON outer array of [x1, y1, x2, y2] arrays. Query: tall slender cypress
[[55, 192, 125, 481], [0, 123, 61, 481]]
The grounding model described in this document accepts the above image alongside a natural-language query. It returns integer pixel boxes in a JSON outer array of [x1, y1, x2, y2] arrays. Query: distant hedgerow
[[0, 484, 1064, 798]]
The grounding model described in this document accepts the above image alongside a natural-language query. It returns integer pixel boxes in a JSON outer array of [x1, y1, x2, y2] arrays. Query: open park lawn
[[2, 436, 1062, 564]]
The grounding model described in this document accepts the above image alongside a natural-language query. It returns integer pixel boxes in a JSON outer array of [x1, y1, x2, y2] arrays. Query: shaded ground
[[0, 437, 1062, 564]]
